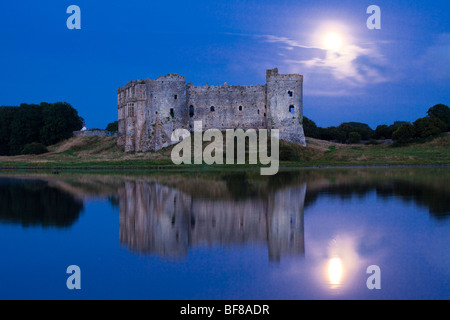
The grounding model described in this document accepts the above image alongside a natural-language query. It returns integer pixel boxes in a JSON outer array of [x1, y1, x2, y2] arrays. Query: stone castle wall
[[117, 68, 306, 152], [73, 129, 113, 137], [186, 84, 267, 131]]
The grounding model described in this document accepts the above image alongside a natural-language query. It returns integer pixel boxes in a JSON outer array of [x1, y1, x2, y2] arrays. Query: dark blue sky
[[1, 0, 449, 129]]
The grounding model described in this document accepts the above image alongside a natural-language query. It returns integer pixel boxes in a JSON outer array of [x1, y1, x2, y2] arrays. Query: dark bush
[[302, 116, 320, 138], [413, 116, 447, 138], [427, 104, 450, 131], [348, 132, 362, 144], [106, 121, 118, 133], [392, 123, 414, 143], [21, 142, 48, 155]]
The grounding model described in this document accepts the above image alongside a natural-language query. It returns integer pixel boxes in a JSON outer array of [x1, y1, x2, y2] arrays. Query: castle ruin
[[117, 68, 306, 152]]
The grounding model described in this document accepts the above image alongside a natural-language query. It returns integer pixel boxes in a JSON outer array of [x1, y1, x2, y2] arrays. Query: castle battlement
[[117, 68, 306, 152]]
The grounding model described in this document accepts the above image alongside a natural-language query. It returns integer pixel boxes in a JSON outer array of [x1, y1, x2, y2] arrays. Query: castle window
[[288, 91, 293, 97], [264, 113, 266, 117], [238, 105, 243, 111], [289, 105, 295, 114], [210, 106, 215, 112], [257, 110, 260, 115], [174, 95, 177, 100], [189, 105, 194, 118], [128, 106, 134, 117], [170, 108, 174, 118]]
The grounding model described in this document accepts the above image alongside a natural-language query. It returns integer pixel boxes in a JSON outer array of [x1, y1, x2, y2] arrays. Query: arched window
[[289, 105, 295, 114], [210, 106, 215, 112], [189, 105, 194, 117]]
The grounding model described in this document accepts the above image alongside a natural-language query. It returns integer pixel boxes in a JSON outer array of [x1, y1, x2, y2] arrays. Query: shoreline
[[0, 163, 449, 173]]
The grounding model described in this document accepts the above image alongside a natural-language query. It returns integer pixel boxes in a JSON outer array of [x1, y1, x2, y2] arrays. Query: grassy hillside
[[0, 134, 448, 170]]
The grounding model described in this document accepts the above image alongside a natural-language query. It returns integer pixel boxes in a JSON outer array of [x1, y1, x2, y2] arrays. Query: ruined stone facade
[[117, 68, 306, 152]]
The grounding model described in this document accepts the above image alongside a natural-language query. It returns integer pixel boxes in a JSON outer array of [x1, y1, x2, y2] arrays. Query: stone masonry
[[117, 68, 306, 152]]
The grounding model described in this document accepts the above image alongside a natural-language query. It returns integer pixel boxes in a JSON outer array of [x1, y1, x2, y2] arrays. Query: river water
[[0, 167, 448, 299]]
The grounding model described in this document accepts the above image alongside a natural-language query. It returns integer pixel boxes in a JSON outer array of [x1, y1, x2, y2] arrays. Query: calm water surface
[[0, 168, 449, 299]]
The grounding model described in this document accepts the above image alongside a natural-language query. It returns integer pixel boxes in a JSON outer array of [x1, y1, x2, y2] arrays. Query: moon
[[323, 33, 343, 51]]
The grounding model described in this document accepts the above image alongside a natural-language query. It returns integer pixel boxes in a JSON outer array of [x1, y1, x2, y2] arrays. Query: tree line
[[303, 104, 450, 144], [0, 102, 83, 156], [0, 102, 447, 156]]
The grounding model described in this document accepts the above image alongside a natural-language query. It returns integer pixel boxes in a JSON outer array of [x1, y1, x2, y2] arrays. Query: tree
[[40, 102, 84, 146], [334, 128, 347, 143], [339, 122, 374, 141], [427, 104, 450, 131], [382, 121, 408, 140], [0, 107, 18, 155], [348, 132, 362, 144], [413, 116, 447, 138], [374, 124, 389, 139], [392, 123, 414, 143], [319, 126, 347, 143], [9, 104, 44, 155], [302, 116, 320, 138], [0, 102, 83, 155], [105, 121, 118, 133]]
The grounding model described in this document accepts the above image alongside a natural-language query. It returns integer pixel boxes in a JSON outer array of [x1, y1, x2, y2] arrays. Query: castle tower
[[145, 74, 187, 151], [117, 80, 146, 152], [266, 68, 306, 146]]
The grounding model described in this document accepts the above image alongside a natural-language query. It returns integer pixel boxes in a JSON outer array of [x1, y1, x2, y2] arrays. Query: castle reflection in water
[[118, 181, 306, 261]]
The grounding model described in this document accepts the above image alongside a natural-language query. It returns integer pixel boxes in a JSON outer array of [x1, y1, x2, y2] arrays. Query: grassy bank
[[0, 134, 449, 170]]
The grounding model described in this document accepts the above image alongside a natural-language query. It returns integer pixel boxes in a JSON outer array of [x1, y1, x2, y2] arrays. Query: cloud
[[417, 33, 450, 80], [262, 34, 388, 91], [263, 34, 322, 50]]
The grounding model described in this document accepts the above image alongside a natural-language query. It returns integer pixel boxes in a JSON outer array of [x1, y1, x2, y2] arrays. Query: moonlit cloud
[[263, 34, 387, 88], [263, 34, 322, 50]]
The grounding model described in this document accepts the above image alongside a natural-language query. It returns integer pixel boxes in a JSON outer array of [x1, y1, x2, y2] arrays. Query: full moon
[[323, 33, 343, 51]]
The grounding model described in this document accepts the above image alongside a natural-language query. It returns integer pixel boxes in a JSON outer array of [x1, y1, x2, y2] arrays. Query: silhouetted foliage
[[0, 102, 83, 155], [9, 104, 44, 155], [392, 123, 415, 143], [302, 116, 320, 138], [40, 102, 83, 146], [22, 142, 48, 155], [305, 104, 448, 145], [374, 124, 390, 139], [0, 178, 84, 227], [339, 122, 374, 141], [0, 107, 17, 155], [426, 104, 450, 131], [348, 131, 362, 144], [413, 116, 447, 138], [304, 179, 450, 219], [106, 121, 118, 133]]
